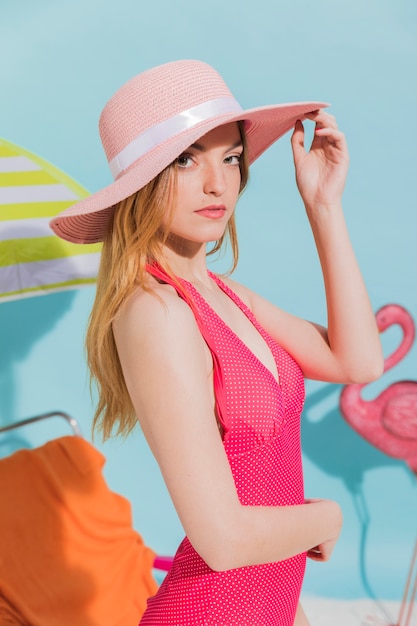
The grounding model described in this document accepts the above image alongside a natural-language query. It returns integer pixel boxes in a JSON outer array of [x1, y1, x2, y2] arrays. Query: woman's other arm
[[113, 285, 342, 572]]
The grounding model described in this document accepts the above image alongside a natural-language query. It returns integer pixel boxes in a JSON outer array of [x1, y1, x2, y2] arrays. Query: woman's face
[[166, 122, 243, 245]]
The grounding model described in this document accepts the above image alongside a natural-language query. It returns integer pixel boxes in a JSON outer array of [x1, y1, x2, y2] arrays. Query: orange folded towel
[[0, 436, 157, 625]]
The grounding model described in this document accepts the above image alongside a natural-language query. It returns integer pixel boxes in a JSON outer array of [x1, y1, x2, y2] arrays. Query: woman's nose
[[203, 164, 227, 196]]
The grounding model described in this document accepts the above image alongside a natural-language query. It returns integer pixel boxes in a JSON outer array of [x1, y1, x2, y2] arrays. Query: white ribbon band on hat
[[109, 96, 243, 180]]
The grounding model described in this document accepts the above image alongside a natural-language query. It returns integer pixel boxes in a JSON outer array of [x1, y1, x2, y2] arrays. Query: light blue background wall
[[1, 0, 416, 602]]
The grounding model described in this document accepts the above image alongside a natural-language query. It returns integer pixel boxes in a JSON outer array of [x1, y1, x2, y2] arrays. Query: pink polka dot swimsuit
[[140, 269, 306, 626]]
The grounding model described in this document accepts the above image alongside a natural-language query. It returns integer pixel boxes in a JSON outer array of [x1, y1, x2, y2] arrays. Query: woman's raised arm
[[235, 111, 383, 384]]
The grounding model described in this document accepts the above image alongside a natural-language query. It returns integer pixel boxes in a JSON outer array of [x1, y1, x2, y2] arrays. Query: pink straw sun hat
[[50, 59, 327, 244]]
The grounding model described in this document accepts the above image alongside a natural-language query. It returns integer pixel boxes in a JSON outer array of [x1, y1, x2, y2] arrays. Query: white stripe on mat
[[0, 156, 41, 173], [0, 252, 100, 294], [0, 217, 54, 241], [0, 184, 78, 204]]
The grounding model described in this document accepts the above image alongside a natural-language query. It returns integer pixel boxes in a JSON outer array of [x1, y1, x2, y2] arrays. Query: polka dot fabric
[[140, 271, 306, 626]]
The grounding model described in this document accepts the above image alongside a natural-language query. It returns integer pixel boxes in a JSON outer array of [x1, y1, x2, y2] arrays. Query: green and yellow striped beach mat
[[0, 139, 101, 301]]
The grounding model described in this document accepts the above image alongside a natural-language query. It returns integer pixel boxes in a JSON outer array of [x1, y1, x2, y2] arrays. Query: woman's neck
[[160, 239, 213, 286]]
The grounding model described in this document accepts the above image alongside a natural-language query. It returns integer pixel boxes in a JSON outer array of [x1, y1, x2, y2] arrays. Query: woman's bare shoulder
[[116, 277, 196, 332]]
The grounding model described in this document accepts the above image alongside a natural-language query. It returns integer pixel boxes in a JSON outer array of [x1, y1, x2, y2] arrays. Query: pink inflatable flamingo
[[340, 304, 417, 626], [340, 303, 417, 474]]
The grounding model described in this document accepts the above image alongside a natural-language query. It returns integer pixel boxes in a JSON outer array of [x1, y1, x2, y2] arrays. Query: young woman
[[51, 59, 383, 626]]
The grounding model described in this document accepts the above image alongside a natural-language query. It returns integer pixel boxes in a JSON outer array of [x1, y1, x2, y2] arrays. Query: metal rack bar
[[0, 412, 82, 436]]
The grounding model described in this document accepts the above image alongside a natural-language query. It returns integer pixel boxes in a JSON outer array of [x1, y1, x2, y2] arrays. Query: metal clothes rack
[[0, 411, 82, 436]]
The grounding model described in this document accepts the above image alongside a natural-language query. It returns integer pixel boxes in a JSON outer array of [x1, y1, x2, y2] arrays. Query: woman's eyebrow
[[189, 139, 243, 152]]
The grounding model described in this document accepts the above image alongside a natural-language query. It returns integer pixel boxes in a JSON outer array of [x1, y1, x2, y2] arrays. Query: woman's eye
[[177, 154, 193, 168], [224, 154, 241, 165]]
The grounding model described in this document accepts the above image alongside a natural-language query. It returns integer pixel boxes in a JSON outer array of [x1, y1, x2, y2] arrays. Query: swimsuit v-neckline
[[180, 271, 281, 389]]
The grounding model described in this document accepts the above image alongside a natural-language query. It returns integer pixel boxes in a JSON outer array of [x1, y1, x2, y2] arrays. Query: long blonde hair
[[87, 122, 249, 439]]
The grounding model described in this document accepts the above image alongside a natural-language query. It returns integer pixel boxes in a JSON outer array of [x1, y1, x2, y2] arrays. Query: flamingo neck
[[384, 317, 415, 372]]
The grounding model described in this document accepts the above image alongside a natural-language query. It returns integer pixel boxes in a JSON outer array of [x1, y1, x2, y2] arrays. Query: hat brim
[[50, 101, 327, 244]]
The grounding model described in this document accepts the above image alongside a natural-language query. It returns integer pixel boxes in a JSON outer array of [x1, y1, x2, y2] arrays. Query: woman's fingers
[[293, 111, 345, 148], [305, 109, 338, 129], [291, 119, 306, 163], [314, 126, 346, 144]]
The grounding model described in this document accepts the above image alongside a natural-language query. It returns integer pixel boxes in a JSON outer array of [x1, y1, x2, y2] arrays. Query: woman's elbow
[[344, 354, 385, 385], [204, 552, 236, 573], [367, 356, 385, 382], [190, 530, 245, 572]]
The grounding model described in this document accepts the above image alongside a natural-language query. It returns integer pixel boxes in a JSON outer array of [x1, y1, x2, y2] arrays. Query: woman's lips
[[195, 205, 226, 219]]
